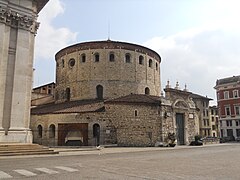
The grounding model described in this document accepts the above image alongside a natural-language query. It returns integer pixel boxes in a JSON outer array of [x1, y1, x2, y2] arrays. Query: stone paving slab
[[0, 143, 238, 159]]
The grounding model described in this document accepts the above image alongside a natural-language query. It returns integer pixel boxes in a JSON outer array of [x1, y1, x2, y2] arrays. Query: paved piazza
[[0, 144, 239, 179]]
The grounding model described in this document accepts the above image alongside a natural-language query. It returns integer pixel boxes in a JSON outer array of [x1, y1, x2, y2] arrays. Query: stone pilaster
[[0, 23, 10, 131], [0, 0, 48, 143]]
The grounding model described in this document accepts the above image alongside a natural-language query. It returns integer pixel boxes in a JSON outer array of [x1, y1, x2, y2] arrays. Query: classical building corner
[[0, 0, 48, 143]]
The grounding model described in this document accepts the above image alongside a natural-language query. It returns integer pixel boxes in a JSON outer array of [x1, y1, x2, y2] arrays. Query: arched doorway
[[37, 125, 43, 138], [93, 123, 100, 146], [49, 124, 55, 138], [176, 113, 185, 145], [96, 85, 103, 99]]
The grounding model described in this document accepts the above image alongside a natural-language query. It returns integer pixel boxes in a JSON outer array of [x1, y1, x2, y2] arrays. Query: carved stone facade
[[0, 0, 48, 143], [0, 5, 39, 34]]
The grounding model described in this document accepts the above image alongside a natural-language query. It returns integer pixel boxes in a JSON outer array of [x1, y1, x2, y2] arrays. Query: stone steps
[[0, 143, 58, 156]]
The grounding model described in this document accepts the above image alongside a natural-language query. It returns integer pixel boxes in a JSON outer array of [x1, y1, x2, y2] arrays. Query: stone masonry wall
[[30, 112, 115, 146], [31, 102, 164, 147], [55, 41, 161, 103], [105, 103, 163, 146]]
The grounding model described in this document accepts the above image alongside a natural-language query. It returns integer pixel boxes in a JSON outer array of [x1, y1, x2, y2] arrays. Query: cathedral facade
[[31, 40, 199, 146]]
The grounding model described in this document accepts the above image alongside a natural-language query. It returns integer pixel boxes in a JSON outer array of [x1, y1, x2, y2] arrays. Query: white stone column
[[9, 29, 32, 130], [0, 0, 48, 143], [0, 23, 7, 131], [0, 22, 11, 131]]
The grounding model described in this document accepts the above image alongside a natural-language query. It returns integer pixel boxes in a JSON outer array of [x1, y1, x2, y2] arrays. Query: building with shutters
[[214, 75, 240, 140]]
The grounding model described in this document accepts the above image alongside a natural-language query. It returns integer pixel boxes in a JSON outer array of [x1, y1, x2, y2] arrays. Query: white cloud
[[34, 0, 77, 60], [144, 26, 240, 103]]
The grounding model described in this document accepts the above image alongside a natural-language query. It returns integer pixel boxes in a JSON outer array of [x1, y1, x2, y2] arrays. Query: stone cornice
[[34, 0, 49, 13], [55, 40, 162, 62], [0, 6, 39, 34]]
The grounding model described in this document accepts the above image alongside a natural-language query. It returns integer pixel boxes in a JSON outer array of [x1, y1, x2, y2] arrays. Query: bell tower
[[0, 0, 48, 143]]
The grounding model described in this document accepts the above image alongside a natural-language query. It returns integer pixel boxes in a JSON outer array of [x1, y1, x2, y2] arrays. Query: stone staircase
[[0, 143, 58, 156]]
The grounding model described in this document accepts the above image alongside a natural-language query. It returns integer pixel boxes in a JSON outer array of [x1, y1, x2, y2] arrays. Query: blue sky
[[34, 0, 240, 104]]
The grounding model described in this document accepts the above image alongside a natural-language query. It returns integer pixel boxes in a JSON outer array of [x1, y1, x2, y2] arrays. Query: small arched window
[[134, 110, 138, 117], [145, 87, 150, 95], [49, 124, 55, 138], [156, 62, 158, 71], [95, 53, 100, 62], [149, 59, 153, 68], [66, 88, 70, 101], [125, 53, 131, 63], [62, 59, 65, 68], [37, 125, 43, 138], [139, 55, 144, 65], [109, 53, 115, 62], [96, 85, 103, 99], [81, 54, 86, 63]]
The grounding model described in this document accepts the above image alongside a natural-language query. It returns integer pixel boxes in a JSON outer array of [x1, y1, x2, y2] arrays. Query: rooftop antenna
[[108, 20, 111, 40]]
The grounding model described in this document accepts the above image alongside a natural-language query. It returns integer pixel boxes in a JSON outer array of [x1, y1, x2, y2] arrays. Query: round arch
[[37, 125, 43, 138]]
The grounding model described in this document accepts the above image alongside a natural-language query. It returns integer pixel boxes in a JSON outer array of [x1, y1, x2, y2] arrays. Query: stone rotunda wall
[[55, 40, 161, 103]]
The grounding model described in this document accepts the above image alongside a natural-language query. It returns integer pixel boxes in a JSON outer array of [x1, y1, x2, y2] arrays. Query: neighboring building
[[31, 82, 55, 107], [33, 82, 55, 95], [0, 0, 48, 143], [209, 106, 219, 137], [214, 75, 240, 139], [30, 40, 200, 147], [190, 94, 213, 137]]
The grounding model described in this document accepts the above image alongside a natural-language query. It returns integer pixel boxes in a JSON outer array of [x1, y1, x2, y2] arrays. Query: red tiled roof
[[31, 94, 162, 115], [31, 99, 105, 115], [105, 94, 161, 105]]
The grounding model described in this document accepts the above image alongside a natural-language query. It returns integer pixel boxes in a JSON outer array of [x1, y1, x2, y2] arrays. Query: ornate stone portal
[[0, 0, 48, 142]]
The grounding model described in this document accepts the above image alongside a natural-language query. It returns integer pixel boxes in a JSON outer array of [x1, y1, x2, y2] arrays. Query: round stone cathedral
[[54, 40, 161, 103], [32, 40, 200, 147]]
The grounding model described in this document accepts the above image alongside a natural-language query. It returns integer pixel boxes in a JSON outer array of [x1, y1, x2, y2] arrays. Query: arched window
[[49, 124, 55, 138], [139, 55, 144, 65], [93, 123, 100, 146], [81, 54, 86, 63], [156, 62, 158, 71], [95, 53, 100, 62], [37, 125, 43, 138], [62, 59, 65, 68], [96, 85, 103, 99], [145, 87, 150, 95], [149, 59, 153, 67], [134, 110, 138, 117], [109, 53, 115, 62], [66, 88, 70, 101], [125, 53, 131, 63]]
